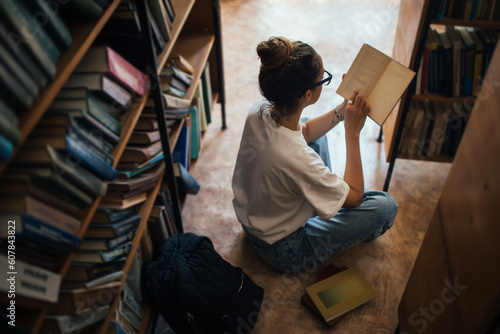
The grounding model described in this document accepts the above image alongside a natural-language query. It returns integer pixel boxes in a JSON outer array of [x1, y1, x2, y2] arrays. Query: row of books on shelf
[[434, 0, 500, 21], [415, 26, 498, 97], [96, 0, 176, 70], [398, 99, 471, 158]]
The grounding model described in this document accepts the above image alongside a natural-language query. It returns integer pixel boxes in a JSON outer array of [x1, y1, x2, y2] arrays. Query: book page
[[336, 44, 390, 101], [336, 44, 415, 126], [366, 60, 415, 125]]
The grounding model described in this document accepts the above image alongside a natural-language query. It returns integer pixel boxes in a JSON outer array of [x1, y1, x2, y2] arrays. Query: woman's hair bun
[[257, 36, 295, 69]]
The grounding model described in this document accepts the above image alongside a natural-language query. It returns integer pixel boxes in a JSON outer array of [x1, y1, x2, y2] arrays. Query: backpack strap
[[175, 244, 205, 334]]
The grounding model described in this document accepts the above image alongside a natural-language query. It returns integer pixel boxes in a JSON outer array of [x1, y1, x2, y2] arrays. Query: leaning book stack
[[0, 0, 72, 162]]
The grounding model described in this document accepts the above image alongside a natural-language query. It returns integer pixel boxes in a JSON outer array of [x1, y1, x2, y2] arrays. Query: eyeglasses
[[313, 69, 332, 88], [300, 69, 332, 97]]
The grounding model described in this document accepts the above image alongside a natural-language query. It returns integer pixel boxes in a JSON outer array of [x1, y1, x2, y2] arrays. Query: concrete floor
[[182, 0, 452, 333]]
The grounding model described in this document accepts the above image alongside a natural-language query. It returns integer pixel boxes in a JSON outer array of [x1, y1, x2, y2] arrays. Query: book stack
[[161, 56, 194, 100], [147, 184, 179, 250], [95, 0, 175, 69], [434, 0, 500, 21], [416, 26, 498, 97], [111, 282, 145, 334], [0, 0, 72, 160], [398, 99, 471, 158]]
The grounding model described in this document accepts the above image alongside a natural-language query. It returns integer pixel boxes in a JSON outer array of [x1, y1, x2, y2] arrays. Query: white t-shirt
[[232, 100, 349, 244]]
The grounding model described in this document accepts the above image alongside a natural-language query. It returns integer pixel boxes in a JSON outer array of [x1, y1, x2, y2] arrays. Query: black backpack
[[142, 233, 264, 334]]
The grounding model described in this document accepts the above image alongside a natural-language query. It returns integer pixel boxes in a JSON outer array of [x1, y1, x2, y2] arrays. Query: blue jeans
[[244, 129, 398, 273], [244, 189, 398, 273]]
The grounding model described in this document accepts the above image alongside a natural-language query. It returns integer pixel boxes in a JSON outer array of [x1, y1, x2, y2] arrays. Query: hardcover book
[[75, 46, 147, 96], [304, 266, 376, 326], [64, 73, 133, 108], [0, 212, 81, 253], [0, 173, 83, 219], [50, 281, 122, 315], [0, 195, 81, 235], [336, 43, 416, 126], [42, 109, 121, 145], [14, 145, 108, 197], [73, 241, 132, 263], [80, 229, 136, 252], [0, 254, 61, 303], [66, 258, 127, 282], [43, 305, 110, 334], [85, 214, 141, 238], [23, 133, 117, 181], [92, 205, 141, 224]]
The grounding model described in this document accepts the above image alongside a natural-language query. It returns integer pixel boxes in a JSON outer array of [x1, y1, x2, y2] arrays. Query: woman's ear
[[303, 89, 313, 102]]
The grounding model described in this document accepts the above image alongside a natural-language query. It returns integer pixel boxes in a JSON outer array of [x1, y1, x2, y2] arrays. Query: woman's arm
[[302, 100, 346, 143], [342, 91, 369, 208]]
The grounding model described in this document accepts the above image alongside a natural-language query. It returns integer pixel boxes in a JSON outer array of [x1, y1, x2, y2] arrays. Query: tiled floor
[[182, 1, 452, 333]]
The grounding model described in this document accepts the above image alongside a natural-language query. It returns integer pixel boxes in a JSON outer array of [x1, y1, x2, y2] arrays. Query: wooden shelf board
[[170, 32, 215, 102], [156, 0, 197, 72], [0, 0, 121, 176], [93, 173, 164, 334], [412, 93, 476, 103], [396, 154, 454, 163], [432, 18, 500, 30]]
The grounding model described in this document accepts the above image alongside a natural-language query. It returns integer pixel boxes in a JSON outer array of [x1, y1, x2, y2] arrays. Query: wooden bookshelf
[[381, 0, 500, 191], [0, 0, 226, 333], [397, 42, 500, 334]]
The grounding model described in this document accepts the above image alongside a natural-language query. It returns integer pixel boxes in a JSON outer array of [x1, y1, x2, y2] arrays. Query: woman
[[232, 36, 398, 273]]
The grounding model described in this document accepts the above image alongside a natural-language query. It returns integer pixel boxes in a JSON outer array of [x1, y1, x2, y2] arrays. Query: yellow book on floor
[[305, 266, 376, 325]]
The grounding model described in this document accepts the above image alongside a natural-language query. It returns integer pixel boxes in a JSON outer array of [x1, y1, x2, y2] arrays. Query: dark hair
[[257, 36, 321, 109]]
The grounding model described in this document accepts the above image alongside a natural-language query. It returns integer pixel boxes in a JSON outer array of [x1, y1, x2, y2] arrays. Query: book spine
[[0, 108, 21, 145], [88, 97, 122, 136], [76, 113, 120, 145], [106, 46, 147, 96], [101, 242, 131, 262], [107, 229, 135, 249], [117, 299, 141, 331], [0, 254, 61, 303], [70, 116, 114, 154], [122, 283, 144, 318], [27, 0, 73, 50], [26, 196, 81, 235], [111, 310, 137, 334], [10, 0, 61, 63], [0, 0, 57, 78], [67, 125, 115, 166], [47, 146, 108, 196], [65, 135, 117, 181], [45, 305, 110, 334], [0, 213, 81, 253]]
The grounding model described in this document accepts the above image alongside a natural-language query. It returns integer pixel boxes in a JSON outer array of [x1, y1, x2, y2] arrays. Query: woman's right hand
[[344, 90, 369, 138]]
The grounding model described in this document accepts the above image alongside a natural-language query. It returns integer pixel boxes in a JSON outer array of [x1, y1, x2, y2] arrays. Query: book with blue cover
[[0, 212, 81, 253]]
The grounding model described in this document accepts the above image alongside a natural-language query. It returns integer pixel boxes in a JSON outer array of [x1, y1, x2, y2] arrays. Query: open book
[[336, 44, 416, 126]]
